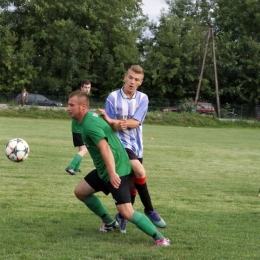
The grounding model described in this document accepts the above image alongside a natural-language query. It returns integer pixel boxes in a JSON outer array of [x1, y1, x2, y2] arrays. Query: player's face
[[67, 96, 83, 121], [123, 69, 143, 95], [81, 84, 91, 95]]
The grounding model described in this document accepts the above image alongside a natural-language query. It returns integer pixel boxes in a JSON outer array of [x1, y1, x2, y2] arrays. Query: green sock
[[69, 154, 82, 170], [129, 211, 164, 240], [83, 195, 114, 224], [74, 159, 82, 172]]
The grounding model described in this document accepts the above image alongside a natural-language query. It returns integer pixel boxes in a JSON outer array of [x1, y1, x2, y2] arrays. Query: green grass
[[0, 117, 260, 259]]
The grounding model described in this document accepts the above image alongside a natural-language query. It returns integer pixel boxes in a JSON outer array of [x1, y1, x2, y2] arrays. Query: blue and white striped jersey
[[105, 88, 149, 158]]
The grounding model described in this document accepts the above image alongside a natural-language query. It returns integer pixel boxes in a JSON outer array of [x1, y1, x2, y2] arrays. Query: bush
[[0, 105, 70, 119], [1, 105, 260, 128], [145, 111, 260, 128]]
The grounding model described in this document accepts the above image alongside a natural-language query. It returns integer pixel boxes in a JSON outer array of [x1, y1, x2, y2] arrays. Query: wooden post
[[195, 29, 211, 105], [211, 28, 221, 118], [195, 28, 221, 118]]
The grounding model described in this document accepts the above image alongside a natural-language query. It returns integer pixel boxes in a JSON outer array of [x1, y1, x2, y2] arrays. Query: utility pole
[[195, 28, 221, 118], [211, 28, 221, 118]]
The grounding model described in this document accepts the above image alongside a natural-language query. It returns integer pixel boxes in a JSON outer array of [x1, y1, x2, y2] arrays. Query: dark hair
[[81, 79, 91, 86], [69, 90, 89, 107]]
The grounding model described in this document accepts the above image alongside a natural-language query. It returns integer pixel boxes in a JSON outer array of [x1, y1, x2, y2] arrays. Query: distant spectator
[[21, 89, 28, 106]]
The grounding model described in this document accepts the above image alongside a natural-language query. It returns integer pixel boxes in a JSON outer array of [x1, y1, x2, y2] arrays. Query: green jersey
[[71, 118, 82, 134], [81, 111, 131, 182]]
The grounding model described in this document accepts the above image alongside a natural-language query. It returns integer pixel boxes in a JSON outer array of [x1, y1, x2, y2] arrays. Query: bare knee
[[119, 211, 132, 220], [117, 204, 134, 220], [133, 168, 146, 178], [74, 179, 94, 201], [130, 160, 146, 178], [74, 186, 85, 201]]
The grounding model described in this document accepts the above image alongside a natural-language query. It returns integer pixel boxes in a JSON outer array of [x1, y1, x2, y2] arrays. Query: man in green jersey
[[65, 79, 91, 175], [67, 90, 170, 246]]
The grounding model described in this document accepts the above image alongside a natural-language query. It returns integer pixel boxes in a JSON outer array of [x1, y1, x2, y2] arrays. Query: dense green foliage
[[1, 0, 260, 106], [0, 0, 145, 99]]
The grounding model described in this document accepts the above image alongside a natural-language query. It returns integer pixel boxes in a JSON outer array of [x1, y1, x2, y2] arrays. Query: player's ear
[[82, 102, 88, 110]]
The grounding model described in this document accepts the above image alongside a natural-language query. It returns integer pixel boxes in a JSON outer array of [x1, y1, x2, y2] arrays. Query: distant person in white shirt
[[21, 88, 28, 106]]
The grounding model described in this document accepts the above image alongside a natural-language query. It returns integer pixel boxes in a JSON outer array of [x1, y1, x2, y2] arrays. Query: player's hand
[[98, 109, 106, 117], [110, 173, 121, 189], [99, 109, 112, 124], [119, 119, 127, 130]]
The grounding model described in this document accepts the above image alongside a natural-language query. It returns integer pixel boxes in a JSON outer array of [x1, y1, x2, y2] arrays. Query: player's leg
[[66, 132, 87, 175], [74, 169, 117, 231], [115, 174, 137, 233], [111, 176, 170, 246], [129, 175, 138, 204], [126, 149, 166, 228]]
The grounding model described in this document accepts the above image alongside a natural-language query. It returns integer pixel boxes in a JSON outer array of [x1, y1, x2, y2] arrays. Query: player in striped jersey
[[100, 65, 166, 233]]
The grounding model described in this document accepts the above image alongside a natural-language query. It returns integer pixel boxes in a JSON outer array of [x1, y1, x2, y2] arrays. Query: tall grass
[[0, 117, 260, 259]]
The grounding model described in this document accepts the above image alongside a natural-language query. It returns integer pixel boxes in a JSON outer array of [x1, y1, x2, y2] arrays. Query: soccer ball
[[5, 138, 30, 162]]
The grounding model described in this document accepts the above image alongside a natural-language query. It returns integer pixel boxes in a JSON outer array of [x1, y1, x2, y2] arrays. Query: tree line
[[1, 0, 260, 106]]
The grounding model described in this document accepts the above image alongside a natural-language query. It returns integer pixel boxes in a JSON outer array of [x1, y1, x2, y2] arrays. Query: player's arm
[[102, 116, 139, 130], [97, 138, 121, 189], [99, 109, 128, 131], [122, 118, 139, 129], [98, 109, 116, 125], [102, 99, 128, 131], [109, 96, 149, 130]]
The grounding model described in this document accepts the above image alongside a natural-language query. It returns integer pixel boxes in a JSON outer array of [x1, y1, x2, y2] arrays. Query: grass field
[[0, 117, 260, 260]]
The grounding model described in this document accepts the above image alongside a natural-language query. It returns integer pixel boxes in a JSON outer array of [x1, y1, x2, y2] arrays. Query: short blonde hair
[[128, 65, 144, 78]]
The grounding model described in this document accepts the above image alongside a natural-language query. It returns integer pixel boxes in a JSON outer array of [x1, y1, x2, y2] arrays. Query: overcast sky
[[141, 0, 168, 22]]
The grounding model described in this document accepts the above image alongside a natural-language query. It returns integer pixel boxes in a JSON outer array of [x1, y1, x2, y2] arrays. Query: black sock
[[134, 182, 154, 211], [131, 194, 136, 205]]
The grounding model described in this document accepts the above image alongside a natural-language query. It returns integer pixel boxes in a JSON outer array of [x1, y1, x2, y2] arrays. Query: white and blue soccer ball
[[5, 138, 29, 162]]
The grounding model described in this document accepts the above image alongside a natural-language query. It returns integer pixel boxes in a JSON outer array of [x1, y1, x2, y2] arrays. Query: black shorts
[[125, 148, 143, 164], [72, 132, 84, 147], [84, 169, 131, 205]]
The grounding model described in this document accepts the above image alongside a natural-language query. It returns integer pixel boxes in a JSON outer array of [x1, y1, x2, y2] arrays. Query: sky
[[141, 0, 168, 22]]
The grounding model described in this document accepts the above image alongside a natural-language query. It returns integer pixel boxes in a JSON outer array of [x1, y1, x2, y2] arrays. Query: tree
[[142, 0, 215, 105], [0, 26, 38, 94], [212, 0, 260, 105], [142, 0, 260, 106], [0, 0, 147, 99]]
